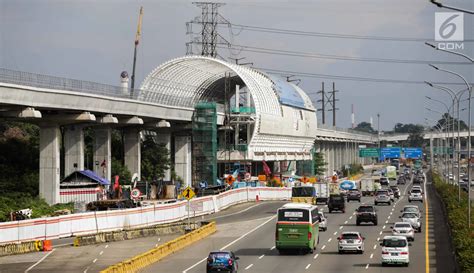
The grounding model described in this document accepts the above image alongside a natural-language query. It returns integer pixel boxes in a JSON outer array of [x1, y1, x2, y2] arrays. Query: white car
[[408, 189, 423, 203], [380, 236, 410, 267], [411, 185, 423, 194], [338, 231, 365, 254], [400, 212, 422, 232], [318, 211, 327, 231], [391, 222, 415, 241]]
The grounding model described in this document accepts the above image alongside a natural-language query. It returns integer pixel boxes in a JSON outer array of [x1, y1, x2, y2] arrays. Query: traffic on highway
[[142, 166, 430, 273]]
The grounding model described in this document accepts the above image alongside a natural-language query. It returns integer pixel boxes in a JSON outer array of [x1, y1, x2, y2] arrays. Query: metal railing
[[0, 68, 195, 108], [318, 123, 376, 137]]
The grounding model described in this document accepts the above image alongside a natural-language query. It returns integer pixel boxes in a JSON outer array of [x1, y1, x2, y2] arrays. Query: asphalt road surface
[[143, 175, 447, 273]]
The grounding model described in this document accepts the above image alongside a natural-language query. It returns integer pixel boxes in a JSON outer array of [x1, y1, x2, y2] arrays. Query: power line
[[225, 23, 474, 42], [216, 44, 470, 65], [257, 67, 474, 85]]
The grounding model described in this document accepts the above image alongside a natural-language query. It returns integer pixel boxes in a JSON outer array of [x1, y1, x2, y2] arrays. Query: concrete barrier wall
[[0, 187, 290, 245]]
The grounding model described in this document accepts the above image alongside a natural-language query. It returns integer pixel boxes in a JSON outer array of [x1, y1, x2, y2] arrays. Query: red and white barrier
[[0, 187, 291, 244]]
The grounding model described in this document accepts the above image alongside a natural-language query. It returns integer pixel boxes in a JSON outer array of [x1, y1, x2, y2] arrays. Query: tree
[[313, 152, 327, 176], [141, 135, 171, 182], [406, 125, 425, 147], [111, 158, 132, 184], [353, 122, 375, 133], [434, 113, 468, 131], [394, 123, 424, 133]]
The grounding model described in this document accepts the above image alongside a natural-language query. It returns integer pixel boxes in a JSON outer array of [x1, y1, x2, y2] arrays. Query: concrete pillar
[[39, 125, 61, 205], [123, 128, 141, 179], [93, 128, 112, 182], [64, 125, 84, 176], [175, 135, 192, 187], [156, 132, 171, 181]]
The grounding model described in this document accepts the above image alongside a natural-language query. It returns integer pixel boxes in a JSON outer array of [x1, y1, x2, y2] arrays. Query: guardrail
[[0, 187, 291, 245], [0, 68, 195, 108], [101, 222, 217, 273]]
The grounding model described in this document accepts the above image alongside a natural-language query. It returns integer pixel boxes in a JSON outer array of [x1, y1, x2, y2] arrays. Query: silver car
[[408, 189, 423, 203], [374, 190, 391, 205], [392, 222, 415, 241], [400, 205, 422, 218], [338, 231, 365, 254], [400, 212, 422, 232]]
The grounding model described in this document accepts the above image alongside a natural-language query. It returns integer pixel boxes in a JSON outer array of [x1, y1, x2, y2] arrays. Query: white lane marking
[[155, 244, 158, 247], [328, 238, 332, 242], [92, 258, 97, 263], [183, 216, 276, 273], [349, 216, 353, 219], [313, 253, 319, 259], [245, 264, 253, 270], [379, 231, 383, 235], [105, 245, 109, 248], [99, 251, 103, 255], [353, 212, 356, 215], [158, 238, 161, 242], [258, 254, 265, 259], [83, 267, 90, 273], [25, 249, 56, 272], [207, 203, 262, 220], [373, 245, 377, 250], [388, 215, 391, 219], [370, 253, 374, 259], [382, 225, 386, 229], [365, 264, 370, 269], [377, 237, 380, 241], [344, 220, 348, 224], [390, 212, 393, 215], [339, 226, 343, 230], [220, 216, 275, 250], [385, 220, 388, 224], [333, 231, 338, 235], [305, 264, 311, 270], [322, 245, 326, 250], [270, 246, 276, 250]]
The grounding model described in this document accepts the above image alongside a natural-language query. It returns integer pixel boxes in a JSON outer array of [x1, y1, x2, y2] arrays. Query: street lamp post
[[428, 2, 474, 15], [426, 107, 453, 182], [428, 65, 473, 226]]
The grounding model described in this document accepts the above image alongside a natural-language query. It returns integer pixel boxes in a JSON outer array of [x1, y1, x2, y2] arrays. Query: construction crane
[[131, 6, 143, 94]]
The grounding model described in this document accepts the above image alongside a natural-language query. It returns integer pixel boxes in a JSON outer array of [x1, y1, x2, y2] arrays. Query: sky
[[0, 0, 472, 131]]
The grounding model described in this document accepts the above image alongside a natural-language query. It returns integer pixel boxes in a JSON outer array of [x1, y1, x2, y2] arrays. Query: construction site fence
[[0, 187, 291, 245]]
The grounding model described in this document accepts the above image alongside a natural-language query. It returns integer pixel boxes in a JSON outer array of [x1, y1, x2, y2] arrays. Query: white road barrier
[[0, 187, 291, 244]]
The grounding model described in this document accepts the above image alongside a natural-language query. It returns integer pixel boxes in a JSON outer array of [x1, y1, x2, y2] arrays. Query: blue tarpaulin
[[78, 170, 110, 185], [267, 75, 307, 109]]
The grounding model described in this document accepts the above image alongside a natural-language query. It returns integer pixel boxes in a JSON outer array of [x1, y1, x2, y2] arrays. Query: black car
[[379, 177, 389, 186], [389, 186, 401, 198], [328, 194, 346, 213], [397, 177, 406, 185], [207, 251, 239, 273], [356, 205, 378, 225], [346, 189, 361, 202]]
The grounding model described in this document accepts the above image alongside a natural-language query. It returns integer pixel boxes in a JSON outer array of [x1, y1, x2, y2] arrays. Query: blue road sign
[[380, 147, 401, 160], [403, 148, 423, 159]]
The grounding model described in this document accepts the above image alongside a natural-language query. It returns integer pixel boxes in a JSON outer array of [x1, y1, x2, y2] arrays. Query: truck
[[360, 178, 378, 196], [314, 182, 329, 204], [386, 166, 397, 181]]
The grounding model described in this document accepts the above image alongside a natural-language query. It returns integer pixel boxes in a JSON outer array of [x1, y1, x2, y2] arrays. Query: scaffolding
[[192, 102, 218, 185]]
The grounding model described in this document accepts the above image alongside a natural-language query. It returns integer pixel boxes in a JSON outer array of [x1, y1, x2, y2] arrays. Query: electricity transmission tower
[[186, 2, 230, 57]]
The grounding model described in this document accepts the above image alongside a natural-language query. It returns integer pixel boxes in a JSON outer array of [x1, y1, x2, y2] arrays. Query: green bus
[[275, 203, 320, 254]]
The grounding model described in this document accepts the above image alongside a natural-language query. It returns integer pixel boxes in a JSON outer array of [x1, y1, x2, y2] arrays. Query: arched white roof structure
[[141, 55, 317, 161]]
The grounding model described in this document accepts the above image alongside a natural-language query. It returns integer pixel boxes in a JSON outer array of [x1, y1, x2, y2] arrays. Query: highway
[[143, 175, 440, 273]]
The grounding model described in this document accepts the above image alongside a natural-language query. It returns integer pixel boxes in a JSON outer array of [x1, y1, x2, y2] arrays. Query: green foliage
[[432, 173, 474, 272], [141, 135, 171, 182], [394, 123, 424, 133], [342, 163, 363, 177], [111, 158, 132, 184], [354, 122, 375, 133], [434, 113, 468, 131], [313, 152, 326, 176], [0, 193, 73, 222]]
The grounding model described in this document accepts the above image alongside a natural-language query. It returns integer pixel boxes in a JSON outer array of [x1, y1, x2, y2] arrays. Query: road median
[[100, 221, 216, 273]]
